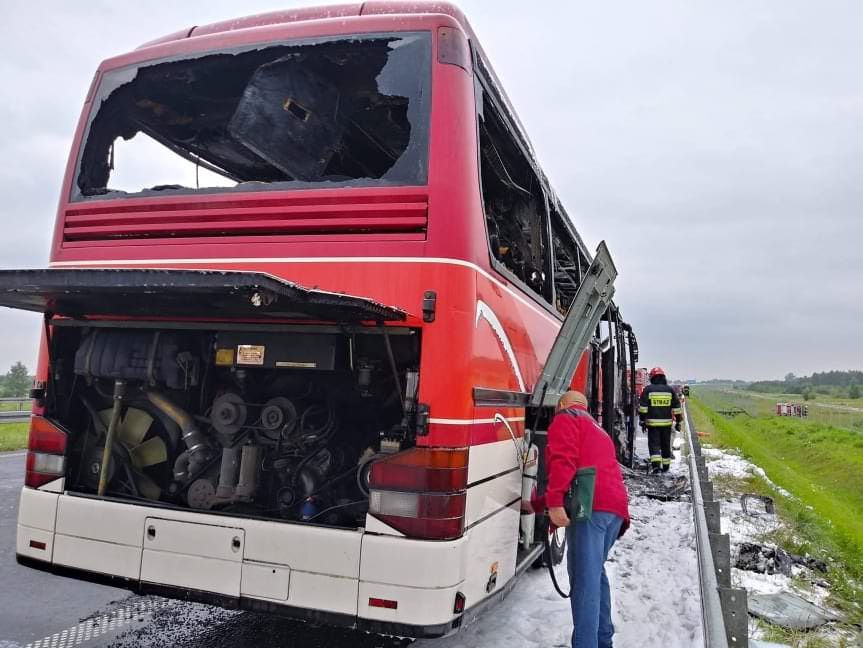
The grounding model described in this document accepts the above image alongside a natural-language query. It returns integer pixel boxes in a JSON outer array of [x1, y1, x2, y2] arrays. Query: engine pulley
[[212, 392, 248, 437], [261, 397, 297, 435]]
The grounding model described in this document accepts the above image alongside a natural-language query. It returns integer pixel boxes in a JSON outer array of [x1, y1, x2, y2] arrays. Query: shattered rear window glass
[[74, 32, 431, 200]]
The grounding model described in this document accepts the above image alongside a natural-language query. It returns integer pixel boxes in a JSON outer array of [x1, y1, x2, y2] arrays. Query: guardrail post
[[700, 481, 714, 502], [703, 500, 721, 534], [709, 533, 731, 588], [718, 588, 749, 646]]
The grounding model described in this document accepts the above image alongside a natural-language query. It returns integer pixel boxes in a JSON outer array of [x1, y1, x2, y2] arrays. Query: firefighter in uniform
[[638, 367, 683, 474]]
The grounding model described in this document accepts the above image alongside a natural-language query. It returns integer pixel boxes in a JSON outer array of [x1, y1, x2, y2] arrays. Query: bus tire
[[533, 524, 567, 568]]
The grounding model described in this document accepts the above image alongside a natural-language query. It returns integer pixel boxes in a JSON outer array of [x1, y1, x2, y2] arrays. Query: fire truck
[[2, 2, 638, 637]]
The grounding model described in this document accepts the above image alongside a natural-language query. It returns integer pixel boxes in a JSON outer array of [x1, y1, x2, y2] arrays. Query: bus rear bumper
[[15, 487, 467, 638], [14, 554, 462, 638]]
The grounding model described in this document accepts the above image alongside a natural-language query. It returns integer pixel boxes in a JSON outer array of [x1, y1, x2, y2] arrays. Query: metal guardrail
[[0, 411, 31, 422], [0, 397, 31, 423], [686, 404, 748, 647]]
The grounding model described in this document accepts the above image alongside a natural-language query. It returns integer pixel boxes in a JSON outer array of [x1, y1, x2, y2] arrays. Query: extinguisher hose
[[544, 521, 571, 599]]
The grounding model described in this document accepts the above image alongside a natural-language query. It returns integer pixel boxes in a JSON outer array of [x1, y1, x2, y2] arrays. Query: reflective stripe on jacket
[[639, 384, 683, 427]]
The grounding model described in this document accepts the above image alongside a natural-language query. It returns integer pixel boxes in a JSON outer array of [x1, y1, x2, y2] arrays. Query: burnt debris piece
[[740, 493, 775, 515], [622, 465, 689, 501], [734, 542, 828, 576], [77, 33, 431, 198]]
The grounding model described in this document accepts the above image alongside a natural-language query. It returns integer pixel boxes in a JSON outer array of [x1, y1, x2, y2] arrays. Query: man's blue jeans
[[566, 511, 624, 648]]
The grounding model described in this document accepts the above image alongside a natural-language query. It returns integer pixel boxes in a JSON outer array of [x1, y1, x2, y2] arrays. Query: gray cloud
[[0, 1, 860, 381]]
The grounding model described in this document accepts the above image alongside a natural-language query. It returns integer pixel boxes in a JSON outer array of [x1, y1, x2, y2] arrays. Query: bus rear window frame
[[70, 30, 433, 202]]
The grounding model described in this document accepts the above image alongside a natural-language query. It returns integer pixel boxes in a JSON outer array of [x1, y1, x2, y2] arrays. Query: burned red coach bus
[[1, 2, 639, 637]]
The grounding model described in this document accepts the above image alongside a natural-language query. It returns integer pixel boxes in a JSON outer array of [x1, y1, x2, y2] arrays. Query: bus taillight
[[368, 447, 468, 540], [25, 416, 67, 488]]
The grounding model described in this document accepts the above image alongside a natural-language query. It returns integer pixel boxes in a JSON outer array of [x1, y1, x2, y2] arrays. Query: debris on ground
[[735, 542, 794, 576], [748, 592, 842, 630], [740, 493, 774, 515], [621, 464, 689, 501], [735, 541, 830, 577], [701, 443, 854, 644]]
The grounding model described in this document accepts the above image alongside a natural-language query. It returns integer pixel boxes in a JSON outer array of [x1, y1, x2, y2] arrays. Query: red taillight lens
[[369, 447, 468, 492], [28, 416, 68, 454], [368, 447, 468, 540], [25, 416, 68, 488]]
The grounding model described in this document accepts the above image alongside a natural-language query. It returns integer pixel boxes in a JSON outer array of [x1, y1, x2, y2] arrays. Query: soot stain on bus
[[50, 322, 422, 529], [76, 33, 431, 201]]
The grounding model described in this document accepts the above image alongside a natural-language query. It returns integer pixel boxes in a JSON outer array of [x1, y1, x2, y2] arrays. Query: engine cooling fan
[[95, 407, 168, 499]]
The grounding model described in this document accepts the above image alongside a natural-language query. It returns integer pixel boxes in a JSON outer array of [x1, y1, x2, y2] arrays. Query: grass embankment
[[0, 401, 31, 412], [0, 422, 28, 451], [689, 395, 863, 619]]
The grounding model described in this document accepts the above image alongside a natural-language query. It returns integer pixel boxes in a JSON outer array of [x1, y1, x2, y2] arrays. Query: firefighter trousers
[[647, 425, 673, 471]]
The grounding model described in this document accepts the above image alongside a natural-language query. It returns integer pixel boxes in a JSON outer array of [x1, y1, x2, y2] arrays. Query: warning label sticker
[[236, 344, 265, 366]]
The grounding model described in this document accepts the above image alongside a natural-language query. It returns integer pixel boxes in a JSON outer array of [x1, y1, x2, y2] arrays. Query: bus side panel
[[462, 272, 561, 607], [460, 502, 520, 609]]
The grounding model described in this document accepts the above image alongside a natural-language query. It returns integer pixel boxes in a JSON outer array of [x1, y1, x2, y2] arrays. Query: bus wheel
[[547, 525, 567, 565], [533, 523, 567, 567]]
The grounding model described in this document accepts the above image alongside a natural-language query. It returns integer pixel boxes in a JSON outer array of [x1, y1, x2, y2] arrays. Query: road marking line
[[0, 452, 26, 459], [24, 598, 170, 648]]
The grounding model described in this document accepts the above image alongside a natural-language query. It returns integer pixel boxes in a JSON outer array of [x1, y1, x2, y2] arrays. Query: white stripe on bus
[[428, 417, 526, 425], [47, 256, 563, 326]]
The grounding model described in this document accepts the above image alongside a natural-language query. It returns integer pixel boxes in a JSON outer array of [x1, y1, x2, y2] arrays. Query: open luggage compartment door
[[0, 268, 407, 322], [530, 241, 618, 408]]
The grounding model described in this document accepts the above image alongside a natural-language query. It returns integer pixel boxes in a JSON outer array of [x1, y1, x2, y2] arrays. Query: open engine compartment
[[48, 322, 422, 529]]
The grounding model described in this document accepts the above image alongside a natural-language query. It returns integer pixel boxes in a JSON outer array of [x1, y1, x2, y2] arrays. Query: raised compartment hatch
[[0, 268, 407, 322]]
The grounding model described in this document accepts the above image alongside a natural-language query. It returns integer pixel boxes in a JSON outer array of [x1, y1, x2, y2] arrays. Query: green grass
[[0, 422, 29, 451], [0, 401, 31, 412], [694, 386, 863, 434], [759, 392, 863, 409], [690, 396, 863, 621]]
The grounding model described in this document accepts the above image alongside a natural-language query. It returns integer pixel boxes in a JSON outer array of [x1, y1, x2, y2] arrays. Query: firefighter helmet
[[649, 366, 666, 379]]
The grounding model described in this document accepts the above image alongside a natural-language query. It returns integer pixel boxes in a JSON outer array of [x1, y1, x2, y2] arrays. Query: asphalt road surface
[[0, 451, 413, 648]]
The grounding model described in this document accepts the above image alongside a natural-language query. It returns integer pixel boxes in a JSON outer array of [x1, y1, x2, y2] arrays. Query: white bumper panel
[[142, 517, 245, 597], [16, 525, 55, 561], [19, 489, 517, 628], [45, 493, 365, 616], [241, 561, 291, 601], [357, 581, 462, 626], [53, 534, 143, 580], [18, 487, 59, 531], [16, 488, 59, 561], [360, 533, 467, 588], [288, 572, 359, 615]]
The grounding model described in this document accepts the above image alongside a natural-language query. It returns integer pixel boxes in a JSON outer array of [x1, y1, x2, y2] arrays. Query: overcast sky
[[0, 1, 860, 381]]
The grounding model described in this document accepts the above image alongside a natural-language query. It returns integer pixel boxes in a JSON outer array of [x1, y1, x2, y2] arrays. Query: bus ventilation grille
[[62, 193, 428, 244]]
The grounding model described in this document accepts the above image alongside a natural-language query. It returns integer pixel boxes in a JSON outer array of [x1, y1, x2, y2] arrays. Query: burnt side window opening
[[478, 89, 552, 305], [551, 206, 588, 315], [75, 33, 431, 200]]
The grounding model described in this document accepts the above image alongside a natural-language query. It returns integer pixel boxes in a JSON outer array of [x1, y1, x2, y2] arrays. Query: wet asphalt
[[0, 451, 413, 648]]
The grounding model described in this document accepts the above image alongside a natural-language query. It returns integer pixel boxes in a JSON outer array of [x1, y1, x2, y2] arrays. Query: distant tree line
[[747, 370, 863, 400], [0, 362, 32, 397]]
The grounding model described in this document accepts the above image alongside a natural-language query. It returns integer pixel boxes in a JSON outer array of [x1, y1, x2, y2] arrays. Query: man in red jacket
[[524, 390, 630, 648]]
